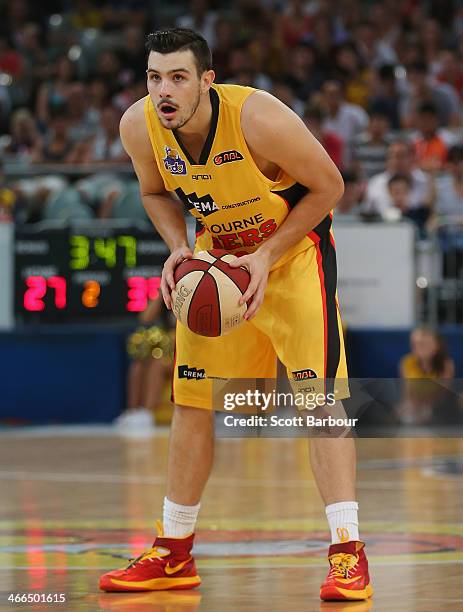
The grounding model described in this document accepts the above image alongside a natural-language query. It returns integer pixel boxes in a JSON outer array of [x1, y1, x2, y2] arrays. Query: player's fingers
[[240, 277, 259, 305], [245, 277, 267, 319], [229, 255, 250, 270], [160, 278, 172, 309]]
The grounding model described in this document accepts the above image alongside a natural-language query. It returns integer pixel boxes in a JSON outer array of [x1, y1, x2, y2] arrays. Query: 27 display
[[15, 225, 169, 322]]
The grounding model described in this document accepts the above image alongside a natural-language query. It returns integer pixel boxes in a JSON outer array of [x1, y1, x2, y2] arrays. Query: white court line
[[0, 470, 457, 488]]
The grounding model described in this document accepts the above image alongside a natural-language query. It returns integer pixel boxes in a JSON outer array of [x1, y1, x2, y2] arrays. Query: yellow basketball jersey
[[144, 83, 332, 269]]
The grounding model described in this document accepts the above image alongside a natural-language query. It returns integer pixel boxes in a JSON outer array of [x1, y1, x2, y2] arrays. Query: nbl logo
[[214, 150, 244, 165], [186, 192, 219, 217], [292, 368, 318, 380]]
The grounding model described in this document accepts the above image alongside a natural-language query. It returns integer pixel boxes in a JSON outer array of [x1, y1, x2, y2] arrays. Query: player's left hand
[[229, 250, 271, 320]]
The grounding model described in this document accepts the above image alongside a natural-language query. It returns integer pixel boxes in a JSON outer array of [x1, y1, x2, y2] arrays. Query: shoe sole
[[100, 575, 201, 592], [320, 583, 373, 601]]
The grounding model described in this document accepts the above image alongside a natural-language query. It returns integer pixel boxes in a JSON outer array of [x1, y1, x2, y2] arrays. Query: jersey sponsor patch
[[178, 365, 206, 380], [186, 192, 219, 217], [213, 150, 244, 165], [163, 146, 187, 175]]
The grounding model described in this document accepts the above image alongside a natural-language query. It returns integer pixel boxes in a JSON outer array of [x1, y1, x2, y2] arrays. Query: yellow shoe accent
[[109, 575, 201, 591], [335, 583, 374, 600], [165, 557, 193, 575]]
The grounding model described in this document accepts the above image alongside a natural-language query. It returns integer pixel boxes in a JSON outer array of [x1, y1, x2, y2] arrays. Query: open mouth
[[159, 103, 178, 118]]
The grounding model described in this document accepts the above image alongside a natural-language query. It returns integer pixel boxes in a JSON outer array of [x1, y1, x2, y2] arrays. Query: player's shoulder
[[119, 96, 152, 157], [120, 96, 148, 132]]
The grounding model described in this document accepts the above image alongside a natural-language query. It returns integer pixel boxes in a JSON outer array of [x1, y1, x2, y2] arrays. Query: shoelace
[[126, 520, 167, 569], [328, 552, 359, 578]]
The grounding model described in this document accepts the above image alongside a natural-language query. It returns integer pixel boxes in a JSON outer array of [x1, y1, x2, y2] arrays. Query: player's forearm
[[141, 193, 189, 252], [258, 188, 342, 267]]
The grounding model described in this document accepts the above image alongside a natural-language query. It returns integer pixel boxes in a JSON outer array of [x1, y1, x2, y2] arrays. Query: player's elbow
[[324, 168, 344, 206]]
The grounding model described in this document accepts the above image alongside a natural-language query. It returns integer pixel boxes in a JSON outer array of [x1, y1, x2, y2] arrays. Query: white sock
[[326, 501, 359, 544], [163, 497, 200, 538]]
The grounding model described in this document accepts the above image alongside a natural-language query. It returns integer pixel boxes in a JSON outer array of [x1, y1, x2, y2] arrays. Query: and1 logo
[[213, 150, 244, 165], [186, 192, 219, 217], [178, 365, 206, 380], [163, 146, 187, 175], [292, 369, 318, 380]]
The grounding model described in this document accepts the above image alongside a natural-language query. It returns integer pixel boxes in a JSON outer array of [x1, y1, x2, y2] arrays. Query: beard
[[158, 86, 201, 131]]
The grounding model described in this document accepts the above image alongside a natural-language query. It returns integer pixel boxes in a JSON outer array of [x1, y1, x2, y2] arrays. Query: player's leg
[[257, 243, 372, 601], [100, 319, 275, 592]]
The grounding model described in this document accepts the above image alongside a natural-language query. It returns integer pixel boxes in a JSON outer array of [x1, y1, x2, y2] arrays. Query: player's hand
[[229, 250, 271, 321], [161, 246, 193, 309]]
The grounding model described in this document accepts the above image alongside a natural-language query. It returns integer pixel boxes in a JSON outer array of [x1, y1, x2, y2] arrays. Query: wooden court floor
[[0, 430, 462, 611]]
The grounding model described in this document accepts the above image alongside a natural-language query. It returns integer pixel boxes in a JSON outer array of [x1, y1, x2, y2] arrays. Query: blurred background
[[0, 0, 462, 426]]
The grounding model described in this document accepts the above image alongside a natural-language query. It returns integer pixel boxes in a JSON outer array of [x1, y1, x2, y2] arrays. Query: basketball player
[[99, 28, 373, 601]]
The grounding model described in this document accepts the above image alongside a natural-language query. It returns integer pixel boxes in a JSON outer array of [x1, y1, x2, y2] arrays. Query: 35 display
[[15, 225, 169, 322]]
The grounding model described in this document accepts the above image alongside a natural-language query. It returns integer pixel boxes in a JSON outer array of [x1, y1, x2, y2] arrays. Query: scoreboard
[[14, 223, 169, 322]]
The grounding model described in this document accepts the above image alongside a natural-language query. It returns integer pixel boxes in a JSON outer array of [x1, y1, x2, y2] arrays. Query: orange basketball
[[171, 249, 250, 337]]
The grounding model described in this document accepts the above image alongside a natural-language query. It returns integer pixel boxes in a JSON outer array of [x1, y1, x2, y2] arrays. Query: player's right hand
[[161, 246, 193, 309]]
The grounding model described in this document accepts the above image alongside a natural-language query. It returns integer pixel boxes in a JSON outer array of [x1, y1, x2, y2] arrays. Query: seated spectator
[[435, 50, 463, 101], [66, 83, 100, 144], [431, 144, 463, 220], [321, 80, 369, 167], [365, 140, 430, 218], [353, 110, 391, 178], [398, 327, 456, 425], [335, 170, 365, 218], [368, 64, 401, 130], [36, 105, 74, 163], [333, 42, 371, 108], [35, 56, 78, 128], [386, 173, 430, 234], [86, 105, 128, 164], [304, 103, 344, 169], [284, 43, 324, 101], [4, 108, 41, 160], [413, 102, 450, 171], [400, 60, 460, 128], [0, 161, 15, 223], [271, 81, 304, 116]]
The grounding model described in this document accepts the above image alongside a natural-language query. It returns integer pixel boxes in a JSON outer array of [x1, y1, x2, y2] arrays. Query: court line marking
[[0, 469, 459, 488]]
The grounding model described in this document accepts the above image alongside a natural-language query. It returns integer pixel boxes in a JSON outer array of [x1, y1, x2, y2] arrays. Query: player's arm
[[231, 91, 344, 320], [120, 100, 192, 308], [242, 90, 344, 265]]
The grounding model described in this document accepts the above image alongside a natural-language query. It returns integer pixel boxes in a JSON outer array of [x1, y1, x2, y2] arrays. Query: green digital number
[[117, 235, 137, 267], [94, 238, 117, 268], [70, 235, 89, 270]]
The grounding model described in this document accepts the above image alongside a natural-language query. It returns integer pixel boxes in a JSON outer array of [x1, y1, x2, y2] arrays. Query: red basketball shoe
[[320, 541, 373, 601], [99, 521, 201, 592]]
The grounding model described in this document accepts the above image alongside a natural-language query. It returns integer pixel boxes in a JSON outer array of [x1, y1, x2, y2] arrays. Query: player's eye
[[149, 74, 160, 81], [173, 74, 184, 81]]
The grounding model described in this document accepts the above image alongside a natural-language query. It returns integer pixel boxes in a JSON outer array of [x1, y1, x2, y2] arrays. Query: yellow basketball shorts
[[172, 240, 349, 410]]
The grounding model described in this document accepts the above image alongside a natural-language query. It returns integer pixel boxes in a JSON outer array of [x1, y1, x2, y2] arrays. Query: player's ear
[[201, 70, 215, 93]]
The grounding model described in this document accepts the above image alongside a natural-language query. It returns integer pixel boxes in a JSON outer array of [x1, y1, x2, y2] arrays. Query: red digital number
[[127, 276, 161, 312], [23, 276, 67, 311]]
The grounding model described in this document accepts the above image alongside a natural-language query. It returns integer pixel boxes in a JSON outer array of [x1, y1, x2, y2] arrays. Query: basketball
[[171, 249, 250, 337]]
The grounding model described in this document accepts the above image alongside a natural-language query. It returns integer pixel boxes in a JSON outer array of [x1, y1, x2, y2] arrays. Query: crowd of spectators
[[0, 0, 462, 231]]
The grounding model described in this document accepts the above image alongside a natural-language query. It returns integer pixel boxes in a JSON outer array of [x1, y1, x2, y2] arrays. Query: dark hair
[[413, 326, 450, 376], [448, 144, 463, 163], [304, 103, 325, 122], [407, 60, 428, 74], [145, 28, 212, 76], [418, 101, 438, 116], [388, 173, 412, 188]]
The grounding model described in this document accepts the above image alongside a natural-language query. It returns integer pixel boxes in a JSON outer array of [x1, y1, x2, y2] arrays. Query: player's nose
[[158, 79, 173, 98]]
